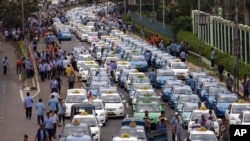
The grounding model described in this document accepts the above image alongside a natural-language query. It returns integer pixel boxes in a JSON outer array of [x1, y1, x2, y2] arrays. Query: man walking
[[2, 57, 8, 75], [16, 58, 23, 74], [68, 72, 75, 89], [23, 92, 33, 119], [50, 77, 58, 93], [48, 95, 58, 113], [210, 48, 215, 68], [226, 73, 233, 92], [217, 62, 224, 82], [180, 50, 186, 62], [35, 124, 49, 141], [36, 98, 45, 125], [44, 112, 54, 141], [149, 69, 157, 88], [57, 99, 66, 127]]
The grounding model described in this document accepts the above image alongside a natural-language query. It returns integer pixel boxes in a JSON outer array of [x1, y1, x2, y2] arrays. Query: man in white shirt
[[2, 57, 9, 75]]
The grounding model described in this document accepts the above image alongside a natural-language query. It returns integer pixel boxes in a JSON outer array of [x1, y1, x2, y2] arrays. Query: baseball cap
[[175, 112, 178, 115]]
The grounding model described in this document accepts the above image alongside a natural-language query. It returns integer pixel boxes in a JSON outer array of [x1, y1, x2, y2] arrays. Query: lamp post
[[140, 0, 141, 20], [163, 0, 165, 29], [233, 0, 240, 93]]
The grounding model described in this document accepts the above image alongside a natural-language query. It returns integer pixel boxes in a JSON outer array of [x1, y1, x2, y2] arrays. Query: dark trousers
[[37, 115, 44, 125], [57, 66, 63, 76], [172, 131, 176, 141], [244, 89, 249, 98], [181, 58, 185, 62], [26, 69, 30, 79], [68, 81, 74, 89], [58, 84, 61, 93], [51, 88, 58, 93], [3, 66, 7, 75], [58, 114, 65, 123], [71, 61, 77, 71], [227, 86, 232, 92], [40, 71, 46, 81], [211, 59, 215, 67], [46, 128, 53, 140], [16, 65, 22, 74], [25, 107, 32, 119], [219, 72, 223, 81], [53, 123, 57, 137]]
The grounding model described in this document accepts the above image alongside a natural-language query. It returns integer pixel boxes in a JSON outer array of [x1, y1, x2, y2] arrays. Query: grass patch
[[186, 55, 210, 70]]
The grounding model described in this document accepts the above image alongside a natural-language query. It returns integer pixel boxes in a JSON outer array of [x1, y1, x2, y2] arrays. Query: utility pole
[[22, 0, 27, 58], [153, 0, 154, 12], [140, 0, 141, 20], [124, 0, 126, 14], [198, 0, 201, 61], [233, 0, 240, 93], [163, 0, 165, 29]]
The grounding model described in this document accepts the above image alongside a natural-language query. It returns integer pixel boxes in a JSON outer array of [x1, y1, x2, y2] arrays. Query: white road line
[[32, 74, 40, 98], [32, 77, 35, 87], [19, 89, 24, 101], [18, 74, 22, 80], [122, 100, 126, 103], [126, 103, 129, 108], [126, 114, 129, 118]]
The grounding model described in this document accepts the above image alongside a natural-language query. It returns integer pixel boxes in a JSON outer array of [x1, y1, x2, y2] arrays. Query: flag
[[87, 91, 93, 103]]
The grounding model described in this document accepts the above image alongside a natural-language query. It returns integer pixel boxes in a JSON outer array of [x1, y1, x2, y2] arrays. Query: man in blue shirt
[[23, 92, 33, 120], [50, 77, 58, 93], [109, 60, 117, 81], [144, 50, 151, 67], [36, 98, 45, 125], [39, 61, 47, 82], [180, 50, 186, 62], [188, 75, 196, 92], [44, 112, 54, 140], [2, 56, 8, 75], [149, 69, 157, 87], [48, 95, 58, 112]]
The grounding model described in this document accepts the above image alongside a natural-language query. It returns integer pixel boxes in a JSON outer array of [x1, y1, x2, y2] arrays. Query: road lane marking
[[19, 74, 21, 80], [126, 103, 129, 108], [126, 114, 129, 118], [32, 77, 35, 87], [122, 100, 126, 103]]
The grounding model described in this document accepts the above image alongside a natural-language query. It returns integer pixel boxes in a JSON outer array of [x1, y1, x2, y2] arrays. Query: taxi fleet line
[[52, 3, 250, 141]]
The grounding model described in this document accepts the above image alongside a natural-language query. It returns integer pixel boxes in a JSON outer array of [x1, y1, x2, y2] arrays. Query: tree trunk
[[243, 0, 249, 25]]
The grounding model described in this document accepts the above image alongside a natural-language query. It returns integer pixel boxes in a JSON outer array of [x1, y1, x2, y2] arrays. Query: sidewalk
[[0, 34, 39, 98]]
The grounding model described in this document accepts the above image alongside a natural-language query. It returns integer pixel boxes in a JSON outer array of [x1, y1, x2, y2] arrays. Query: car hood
[[134, 112, 160, 123], [181, 112, 192, 120], [157, 76, 175, 81], [216, 103, 230, 109], [131, 61, 147, 65]]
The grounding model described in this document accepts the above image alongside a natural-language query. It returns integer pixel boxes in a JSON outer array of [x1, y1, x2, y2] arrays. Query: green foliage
[[16, 41, 25, 58], [122, 14, 131, 22], [171, 16, 192, 35], [176, 31, 250, 79]]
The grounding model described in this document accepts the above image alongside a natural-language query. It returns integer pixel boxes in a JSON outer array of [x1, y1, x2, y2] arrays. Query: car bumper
[[97, 115, 106, 124], [107, 109, 124, 117], [215, 109, 226, 117], [93, 134, 100, 141], [135, 66, 148, 71]]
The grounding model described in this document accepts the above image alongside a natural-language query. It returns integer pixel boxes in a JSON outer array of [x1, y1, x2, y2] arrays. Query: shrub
[[176, 31, 250, 79], [17, 41, 25, 58], [122, 14, 131, 22]]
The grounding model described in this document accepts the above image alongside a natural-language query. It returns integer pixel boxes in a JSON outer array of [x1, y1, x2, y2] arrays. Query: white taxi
[[78, 61, 99, 81], [170, 59, 189, 79], [76, 54, 93, 69], [65, 89, 87, 118], [114, 61, 132, 82], [103, 56, 121, 70], [124, 71, 145, 91], [188, 107, 220, 137], [112, 133, 138, 141], [100, 91, 124, 118], [225, 100, 250, 125], [72, 112, 101, 141], [83, 99, 108, 126], [236, 111, 250, 125], [186, 127, 218, 141], [87, 31, 99, 43]]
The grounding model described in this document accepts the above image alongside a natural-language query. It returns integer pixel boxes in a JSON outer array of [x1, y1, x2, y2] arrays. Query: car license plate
[[107, 112, 114, 115]]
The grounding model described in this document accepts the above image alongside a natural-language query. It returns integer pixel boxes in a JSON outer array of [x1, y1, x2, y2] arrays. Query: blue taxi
[[155, 68, 175, 88], [160, 79, 182, 102], [175, 94, 200, 112], [129, 55, 148, 72], [198, 81, 219, 101], [179, 103, 199, 128]]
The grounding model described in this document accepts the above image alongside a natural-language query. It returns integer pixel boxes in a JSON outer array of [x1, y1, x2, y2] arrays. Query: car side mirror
[[99, 124, 103, 127], [92, 133, 96, 137]]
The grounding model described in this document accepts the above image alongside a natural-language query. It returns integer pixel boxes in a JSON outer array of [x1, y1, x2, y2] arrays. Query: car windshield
[[218, 96, 238, 103], [190, 134, 217, 141], [66, 95, 87, 103], [136, 104, 160, 112], [165, 82, 180, 88], [117, 65, 129, 72], [157, 71, 174, 76], [119, 128, 146, 139], [135, 91, 156, 97], [73, 118, 97, 127], [62, 127, 89, 137], [209, 88, 226, 96], [101, 95, 121, 103], [88, 32, 97, 36], [92, 102, 103, 110], [90, 82, 107, 88], [61, 30, 70, 33], [132, 84, 151, 89], [171, 63, 187, 69], [178, 96, 200, 103], [83, 64, 98, 70], [244, 113, 250, 122], [131, 57, 145, 61], [173, 88, 191, 94], [105, 57, 120, 63], [232, 105, 250, 114], [191, 112, 216, 121], [184, 105, 198, 112]]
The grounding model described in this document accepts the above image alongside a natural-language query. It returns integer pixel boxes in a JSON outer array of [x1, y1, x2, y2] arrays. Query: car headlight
[[99, 112, 105, 116]]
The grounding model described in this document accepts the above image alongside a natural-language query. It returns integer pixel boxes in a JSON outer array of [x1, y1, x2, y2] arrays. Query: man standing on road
[[68, 72, 75, 89], [23, 92, 33, 120], [2, 56, 8, 75], [39, 61, 47, 82], [16, 58, 23, 74], [187, 75, 196, 92], [180, 50, 186, 62], [50, 77, 58, 93], [24, 58, 32, 79], [44, 112, 54, 141], [210, 48, 215, 68], [57, 99, 66, 127], [217, 62, 224, 82], [226, 73, 233, 92], [48, 95, 58, 113], [149, 69, 157, 88], [36, 98, 45, 125], [35, 124, 49, 141]]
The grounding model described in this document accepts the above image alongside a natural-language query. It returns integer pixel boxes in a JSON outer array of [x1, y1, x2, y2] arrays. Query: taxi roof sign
[[72, 119, 80, 125], [137, 75, 144, 78], [106, 90, 113, 94], [175, 59, 181, 62], [72, 90, 80, 94], [86, 57, 92, 61], [197, 127, 207, 131], [143, 100, 152, 103], [128, 121, 137, 127], [79, 111, 88, 116], [144, 93, 152, 97], [133, 70, 139, 73], [238, 99, 245, 103], [120, 133, 130, 138], [141, 86, 148, 90], [87, 61, 94, 64], [199, 106, 207, 110]]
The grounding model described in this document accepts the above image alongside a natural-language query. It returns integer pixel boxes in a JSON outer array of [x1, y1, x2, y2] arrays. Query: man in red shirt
[[16, 58, 23, 74]]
